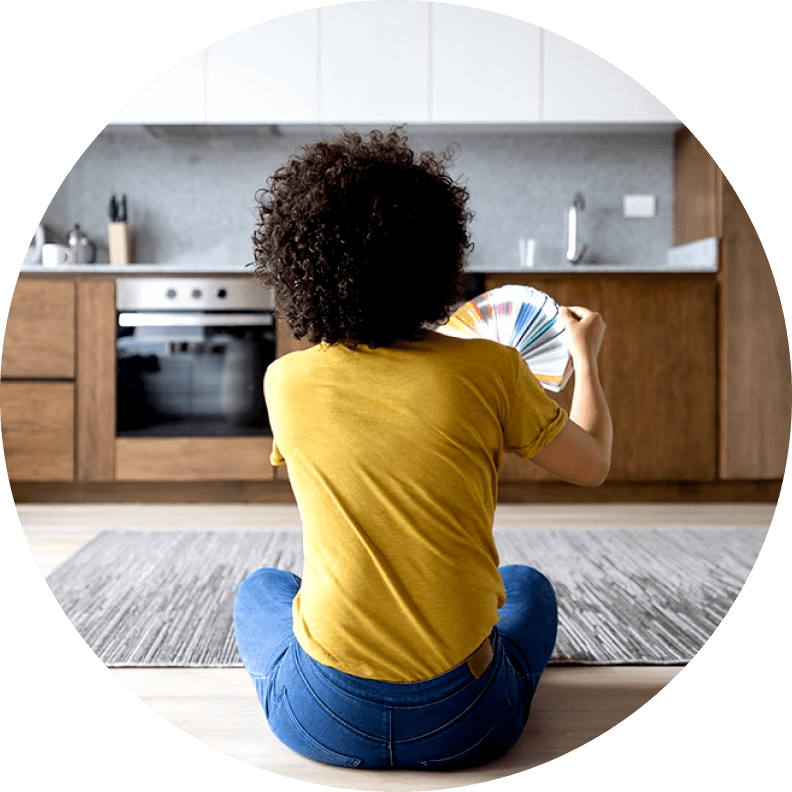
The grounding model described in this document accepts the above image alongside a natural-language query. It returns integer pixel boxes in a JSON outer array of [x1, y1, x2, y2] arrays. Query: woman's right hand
[[560, 305, 606, 364]]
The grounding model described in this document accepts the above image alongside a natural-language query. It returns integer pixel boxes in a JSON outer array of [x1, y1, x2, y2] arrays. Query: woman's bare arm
[[530, 306, 613, 487]]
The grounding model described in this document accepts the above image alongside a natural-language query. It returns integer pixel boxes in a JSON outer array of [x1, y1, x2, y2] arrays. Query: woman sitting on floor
[[234, 128, 612, 769]]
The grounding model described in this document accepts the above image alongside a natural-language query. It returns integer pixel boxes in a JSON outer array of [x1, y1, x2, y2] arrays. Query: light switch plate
[[623, 195, 656, 218]]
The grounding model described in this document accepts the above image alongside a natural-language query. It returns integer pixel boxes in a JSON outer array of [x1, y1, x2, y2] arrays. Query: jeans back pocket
[[420, 697, 524, 769], [268, 689, 363, 768]]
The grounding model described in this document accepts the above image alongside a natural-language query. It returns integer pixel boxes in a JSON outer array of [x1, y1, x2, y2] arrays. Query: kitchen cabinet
[[112, 50, 206, 124], [90, 277, 275, 483], [486, 273, 718, 483], [0, 382, 75, 481], [205, 9, 319, 123], [1, 278, 76, 482], [542, 30, 677, 123], [8, 234, 779, 496], [1, 275, 279, 485], [431, 4, 541, 122], [1, 278, 75, 378], [111, 4, 676, 126], [115, 437, 274, 481], [319, 2, 429, 123], [674, 128, 791, 479]]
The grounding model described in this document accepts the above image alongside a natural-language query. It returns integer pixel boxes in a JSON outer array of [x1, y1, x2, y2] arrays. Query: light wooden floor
[[17, 502, 774, 790]]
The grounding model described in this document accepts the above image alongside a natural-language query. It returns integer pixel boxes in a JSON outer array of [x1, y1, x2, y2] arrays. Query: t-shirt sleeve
[[264, 361, 287, 466], [503, 348, 568, 459], [270, 438, 286, 466]]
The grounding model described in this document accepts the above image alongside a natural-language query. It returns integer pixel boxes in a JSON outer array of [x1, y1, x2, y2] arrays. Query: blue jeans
[[233, 565, 557, 769]]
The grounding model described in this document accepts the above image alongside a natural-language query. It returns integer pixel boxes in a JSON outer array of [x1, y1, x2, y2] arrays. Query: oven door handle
[[118, 312, 274, 327]]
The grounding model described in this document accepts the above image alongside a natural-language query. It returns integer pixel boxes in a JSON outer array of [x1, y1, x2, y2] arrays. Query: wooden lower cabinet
[[115, 437, 275, 481], [0, 381, 75, 481], [8, 267, 774, 495], [1, 278, 75, 379], [486, 274, 718, 483]]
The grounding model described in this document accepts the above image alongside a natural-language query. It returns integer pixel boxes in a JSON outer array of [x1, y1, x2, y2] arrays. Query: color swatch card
[[437, 285, 573, 391]]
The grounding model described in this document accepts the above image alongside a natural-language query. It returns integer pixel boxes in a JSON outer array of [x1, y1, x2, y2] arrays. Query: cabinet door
[[543, 31, 677, 123], [319, 2, 429, 123], [205, 10, 319, 123], [600, 278, 717, 481], [1, 278, 75, 379], [431, 4, 541, 122], [112, 50, 206, 124], [488, 274, 717, 482], [0, 382, 74, 481]]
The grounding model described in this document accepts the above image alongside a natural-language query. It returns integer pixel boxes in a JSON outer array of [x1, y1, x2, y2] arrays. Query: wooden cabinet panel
[[673, 127, 723, 245], [719, 177, 791, 479], [1, 278, 75, 379], [275, 317, 313, 359], [0, 381, 74, 481], [486, 274, 717, 483], [115, 437, 275, 481], [674, 128, 791, 480], [76, 280, 116, 481], [600, 278, 717, 480]]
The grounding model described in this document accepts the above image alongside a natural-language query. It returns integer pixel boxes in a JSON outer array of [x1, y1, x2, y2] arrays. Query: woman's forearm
[[570, 359, 613, 465]]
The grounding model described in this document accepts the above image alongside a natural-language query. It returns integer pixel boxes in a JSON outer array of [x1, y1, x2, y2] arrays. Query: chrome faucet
[[566, 193, 588, 264]]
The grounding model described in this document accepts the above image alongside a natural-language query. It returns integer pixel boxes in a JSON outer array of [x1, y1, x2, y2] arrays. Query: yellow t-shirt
[[265, 329, 567, 682]]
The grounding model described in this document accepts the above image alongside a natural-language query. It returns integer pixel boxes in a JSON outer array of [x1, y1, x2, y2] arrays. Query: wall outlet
[[623, 195, 656, 218]]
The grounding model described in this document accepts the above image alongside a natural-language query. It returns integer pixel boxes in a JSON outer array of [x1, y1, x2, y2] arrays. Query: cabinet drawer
[[115, 437, 275, 481], [0, 381, 75, 481], [2, 278, 75, 378]]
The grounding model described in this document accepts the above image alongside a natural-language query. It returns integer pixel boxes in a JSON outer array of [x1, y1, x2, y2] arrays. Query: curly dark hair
[[251, 128, 473, 348]]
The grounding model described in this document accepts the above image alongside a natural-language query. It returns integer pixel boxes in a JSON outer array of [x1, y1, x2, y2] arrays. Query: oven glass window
[[117, 319, 275, 438]]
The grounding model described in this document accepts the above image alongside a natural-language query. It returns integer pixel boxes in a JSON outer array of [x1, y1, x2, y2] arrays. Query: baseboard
[[10, 479, 782, 504]]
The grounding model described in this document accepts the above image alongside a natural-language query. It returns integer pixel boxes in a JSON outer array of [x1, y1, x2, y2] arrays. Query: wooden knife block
[[109, 222, 133, 265]]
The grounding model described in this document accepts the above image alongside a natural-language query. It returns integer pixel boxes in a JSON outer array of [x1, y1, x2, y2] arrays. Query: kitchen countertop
[[19, 237, 720, 276], [19, 262, 718, 276], [19, 263, 259, 275]]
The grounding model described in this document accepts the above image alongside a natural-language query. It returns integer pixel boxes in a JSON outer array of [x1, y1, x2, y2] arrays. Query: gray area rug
[[45, 528, 767, 668]]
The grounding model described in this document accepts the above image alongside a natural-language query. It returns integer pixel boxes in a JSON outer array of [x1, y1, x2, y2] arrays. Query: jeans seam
[[294, 641, 381, 742], [392, 649, 506, 746], [388, 708, 394, 767], [307, 655, 480, 708]]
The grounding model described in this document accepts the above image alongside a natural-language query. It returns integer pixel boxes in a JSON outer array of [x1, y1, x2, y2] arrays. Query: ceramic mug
[[42, 243, 75, 267]]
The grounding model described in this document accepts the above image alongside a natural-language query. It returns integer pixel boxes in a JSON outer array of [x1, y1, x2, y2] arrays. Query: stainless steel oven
[[116, 277, 275, 438]]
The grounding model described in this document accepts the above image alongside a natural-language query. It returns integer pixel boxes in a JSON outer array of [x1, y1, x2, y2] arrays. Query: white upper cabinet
[[110, 4, 677, 126], [112, 50, 206, 124], [319, 2, 429, 123], [205, 10, 319, 123], [543, 30, 677, 123], [431, 4, 541, 122]]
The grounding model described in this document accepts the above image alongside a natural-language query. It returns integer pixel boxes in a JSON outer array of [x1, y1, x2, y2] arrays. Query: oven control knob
[[192, 289, 202, 299], [166, 288, 177, 298], [216, 288, 227, 299]]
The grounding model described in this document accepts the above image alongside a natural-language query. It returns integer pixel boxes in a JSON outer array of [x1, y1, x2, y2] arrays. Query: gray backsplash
[[42, 125, 673, 271]]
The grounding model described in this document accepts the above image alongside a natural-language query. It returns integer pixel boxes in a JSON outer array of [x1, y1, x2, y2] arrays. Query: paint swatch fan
[[437, 285, 573, 392]]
